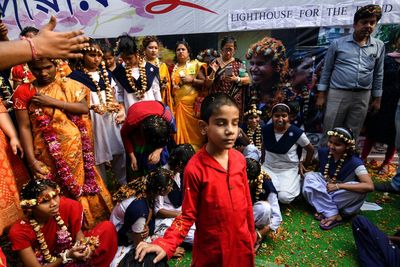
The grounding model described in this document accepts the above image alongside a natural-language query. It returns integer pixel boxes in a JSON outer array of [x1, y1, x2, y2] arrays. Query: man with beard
[[316, 5, 384, 144]]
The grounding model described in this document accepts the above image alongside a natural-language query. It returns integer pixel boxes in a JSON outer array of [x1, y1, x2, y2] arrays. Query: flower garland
[[146, 56, 160, 68], [125, 58, 148, 99], [35, 107, 100, 197], [30, 213, 72, 264], [83, 62, 120, 114], [247, 124, 262, 151], [249, 169, 271, 202], [22, 63, 31, 84], [323, 152, 347, 183], [172, 60, 191, 87]]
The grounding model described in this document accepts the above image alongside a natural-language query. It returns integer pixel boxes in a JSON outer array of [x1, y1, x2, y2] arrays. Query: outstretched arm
[[0, 16, 88, 71]]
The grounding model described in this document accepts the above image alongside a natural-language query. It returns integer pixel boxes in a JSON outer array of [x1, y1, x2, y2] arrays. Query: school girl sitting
[[110, 168, 174, 265], [135, 93, 256, 267], [8, 179, 117, 267], [154, 144, 196, 245], [302, 127, 374, 230], [69, 39, 127, 185], [262, 103, 314, 204], [246, 158, 282, 247]]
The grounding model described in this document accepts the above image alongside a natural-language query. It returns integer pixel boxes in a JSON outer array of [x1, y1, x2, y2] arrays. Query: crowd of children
[[0, 14, 398, 266]]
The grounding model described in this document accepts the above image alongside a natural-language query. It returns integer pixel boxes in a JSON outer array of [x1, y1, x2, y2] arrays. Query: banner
[[1, 0, 399, 39], [229, 0, 400, 31]]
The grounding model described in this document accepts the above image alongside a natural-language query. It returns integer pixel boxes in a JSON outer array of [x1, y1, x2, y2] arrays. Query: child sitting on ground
[[110, 168, 174, 266], [154, 144, 196, 245], [262, 103, 314, 204], [302, 127, 374, 230], [246, 158, 282, 249], [8, 179, 117, 267], [135, 93, 256, 266]]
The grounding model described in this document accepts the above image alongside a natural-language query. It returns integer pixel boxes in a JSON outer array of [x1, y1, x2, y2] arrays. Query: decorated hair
[[200, 93, 239, 123], [112, 168, 174, 203], [245, 36, 288, 86], [220, 36, 237, 50], [327, 127, 356, 147], [20, 179, 60, 209], [197, 48, 219, 62], [20, 26, 39, 37], [354, 4, 382, 23], [271, 103, 290, 114], [168, 144, 196, 172], [140, 115, 172, 149], [115, 34, 138, 56], [244, 104, 262, 118], [245, 158, 270, 203]]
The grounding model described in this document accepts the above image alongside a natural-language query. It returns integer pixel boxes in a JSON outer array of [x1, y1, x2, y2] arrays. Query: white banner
[[1, 0, 399, 39], [229, 0, 400, 31]]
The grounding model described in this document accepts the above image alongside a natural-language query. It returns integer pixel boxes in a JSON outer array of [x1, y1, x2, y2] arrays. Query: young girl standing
[[112, 35, 161, 111], [69, 40, 127, 185], [142, 36, 173, 112], [135, 93, 256, 267], [262, 103, 314, 204], [302, 127, 374, 230]]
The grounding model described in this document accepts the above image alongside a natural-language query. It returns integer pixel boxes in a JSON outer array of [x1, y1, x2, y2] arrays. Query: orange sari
[[13, 78, 113, 229], [172, 59, 206, 151], [0, 102, 29, 235]]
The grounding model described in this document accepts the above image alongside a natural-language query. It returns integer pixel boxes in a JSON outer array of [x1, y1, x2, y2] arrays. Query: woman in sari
[[209, 36, 250, 115], [0, 100, 30, 235], [142, 36, 174, 112], [171, 41, 206, 151], [13, 58, 114, 229]]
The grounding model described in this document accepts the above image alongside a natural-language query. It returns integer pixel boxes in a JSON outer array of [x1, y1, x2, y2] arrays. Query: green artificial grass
[[169, 178, 400, 267]]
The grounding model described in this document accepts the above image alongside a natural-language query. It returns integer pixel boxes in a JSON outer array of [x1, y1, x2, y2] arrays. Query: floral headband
[[327, 127, 355, 145], [244, 104, 262, 117], [20, 187, 60, 209], [82, 46, 104, 57]]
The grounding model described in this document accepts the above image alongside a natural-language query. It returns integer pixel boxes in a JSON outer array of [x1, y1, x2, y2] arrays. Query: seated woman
[[246, 158, 282, 248], [110, 168, 174, 266], [8, 179, 117, 267], [302, 127, 374, 230], [13, 58, 114, 228], [154, 144, 196, 244]]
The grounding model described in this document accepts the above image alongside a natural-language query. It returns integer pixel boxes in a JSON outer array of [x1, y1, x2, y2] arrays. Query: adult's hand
[[33, 16, 89, 59], [370, 97, 381, 112], [135, 242, 167, 263], [315, 91, 327, 110]]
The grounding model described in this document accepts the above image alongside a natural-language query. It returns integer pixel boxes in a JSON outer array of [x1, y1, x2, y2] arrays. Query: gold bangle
[[335, 183, 340, 190], [62, 102, 66, 112], [256, 230, 262, 239]]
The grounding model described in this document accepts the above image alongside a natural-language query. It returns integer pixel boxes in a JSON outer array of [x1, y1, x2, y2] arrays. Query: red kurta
[[8, 197, 118, 267], [153, 147, 256, 267]]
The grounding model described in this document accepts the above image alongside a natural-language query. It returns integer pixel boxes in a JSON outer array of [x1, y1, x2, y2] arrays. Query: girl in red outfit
[[135, 93, 256, 267], [8, 179, 118, 267]]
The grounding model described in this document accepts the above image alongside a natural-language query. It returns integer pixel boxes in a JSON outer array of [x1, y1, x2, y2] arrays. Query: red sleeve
[[8, 220, 36, 251], [152, 162, 200, 259], [60, 197, 83, 239], [120, 121, 134, 154], [13, 83, 35, 110]]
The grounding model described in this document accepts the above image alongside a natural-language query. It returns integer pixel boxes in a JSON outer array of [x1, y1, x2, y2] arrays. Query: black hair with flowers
[[140, 115, 172, 149], [20, 179, 59, 203]]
